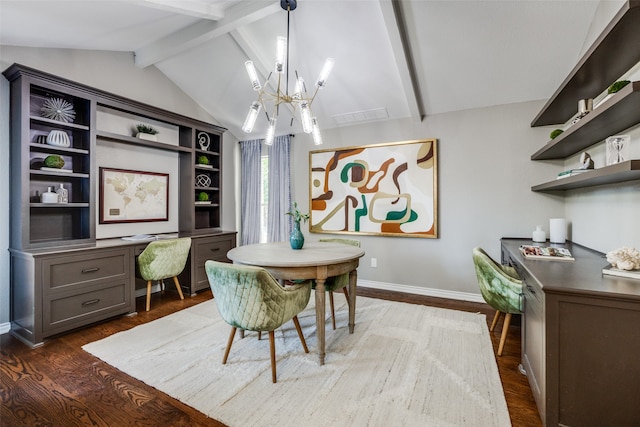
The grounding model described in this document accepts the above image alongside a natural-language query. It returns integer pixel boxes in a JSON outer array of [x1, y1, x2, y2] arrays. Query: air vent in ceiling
[[332, 108, 389, 125]]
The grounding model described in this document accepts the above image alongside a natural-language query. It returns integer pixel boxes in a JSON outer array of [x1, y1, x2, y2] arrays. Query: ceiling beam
[[134, 1, 281, 68], [133, 0, 225, 20], [378, 0, 424, 121]]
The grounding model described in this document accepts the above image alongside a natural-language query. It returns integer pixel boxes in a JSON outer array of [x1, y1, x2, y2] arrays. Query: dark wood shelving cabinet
[[530, 1, 640, 193], [4, 63, 235, 347]]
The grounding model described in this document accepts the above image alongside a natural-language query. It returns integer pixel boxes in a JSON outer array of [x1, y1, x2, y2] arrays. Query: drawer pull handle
[[82, 267, 100, 274], [210, 248, 220, 252], [82, 299, 100, 307]]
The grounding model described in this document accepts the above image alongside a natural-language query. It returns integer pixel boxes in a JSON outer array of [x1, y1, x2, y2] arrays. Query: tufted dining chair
[[137, 237, 191, 311], [318, 238, 361, 330], [205, 260, 312, 383], [472, 247, 523, 356]]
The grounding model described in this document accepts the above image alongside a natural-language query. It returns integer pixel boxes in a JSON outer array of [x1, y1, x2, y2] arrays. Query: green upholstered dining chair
[[472, 247, 523, 356], [205, 260, 312, 383], [318, 238, 360, 330], [137, 237, 191, 312]]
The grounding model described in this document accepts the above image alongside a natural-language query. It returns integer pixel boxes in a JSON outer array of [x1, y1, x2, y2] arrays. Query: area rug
[[83, 295, 510, 426]]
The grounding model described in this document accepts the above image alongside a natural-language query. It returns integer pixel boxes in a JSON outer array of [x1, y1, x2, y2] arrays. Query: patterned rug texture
[[83, 294, 510, 426]]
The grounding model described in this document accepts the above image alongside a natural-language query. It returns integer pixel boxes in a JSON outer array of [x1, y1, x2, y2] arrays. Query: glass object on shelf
[[56, 184, 68, 204]]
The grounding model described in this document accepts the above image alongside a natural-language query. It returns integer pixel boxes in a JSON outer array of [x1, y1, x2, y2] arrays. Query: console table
[[10, 231, 235, 348], [501, 238, 640, 426]]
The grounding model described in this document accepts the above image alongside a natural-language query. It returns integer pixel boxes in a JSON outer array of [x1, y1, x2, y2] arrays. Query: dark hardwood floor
[[1, 288, 541, 426]]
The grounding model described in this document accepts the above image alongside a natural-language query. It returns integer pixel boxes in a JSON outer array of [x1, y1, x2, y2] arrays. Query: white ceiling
[[0, 0, 623, 140]]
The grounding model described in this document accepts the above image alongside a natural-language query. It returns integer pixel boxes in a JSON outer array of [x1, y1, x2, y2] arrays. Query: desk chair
[[205, 260, 311, 383], [472, 247, 523, 356], [318, 238, 360, 330], [137, 237, 191, 311]]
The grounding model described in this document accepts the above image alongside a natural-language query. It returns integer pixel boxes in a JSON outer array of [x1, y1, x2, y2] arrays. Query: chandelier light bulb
[[244, 61, 262, 91], [242, 101, 261, 133], [265, 118, 277, 145], [315, 58, 335, 88], [275, 36, 287, 74], [294, 76, 305, 99], [300, 101, 312, 133], [311, 117, 323, 145]]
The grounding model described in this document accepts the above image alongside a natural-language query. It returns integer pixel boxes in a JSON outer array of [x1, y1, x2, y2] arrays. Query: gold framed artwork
[[309, 139, 438, 238]]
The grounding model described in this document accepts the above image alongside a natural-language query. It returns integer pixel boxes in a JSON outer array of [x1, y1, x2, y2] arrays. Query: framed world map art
[[309, 139, 438, 238], [99, 167, 169, 223]]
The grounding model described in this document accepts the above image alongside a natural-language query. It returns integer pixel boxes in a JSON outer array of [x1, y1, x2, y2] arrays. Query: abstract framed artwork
[[99, 167, 169, 224], [309, 139, 438, 238]]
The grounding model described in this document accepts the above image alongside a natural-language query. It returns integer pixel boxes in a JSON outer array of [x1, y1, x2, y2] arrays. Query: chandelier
[[241, 0, 334, 145]]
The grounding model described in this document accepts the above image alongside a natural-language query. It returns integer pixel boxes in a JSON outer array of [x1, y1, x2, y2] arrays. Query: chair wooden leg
[[329, 291, 336, 330], [172, 276, 185, 300], [342, 287, 349, 301], [145, 280, 153, 311], [223, 327, 237, 364], [269, 330, 277, 383], [292, 316, 309, 353], [490, 310, 501, 332], [497, 313, 512, 356], [258, 331, 262, 340]]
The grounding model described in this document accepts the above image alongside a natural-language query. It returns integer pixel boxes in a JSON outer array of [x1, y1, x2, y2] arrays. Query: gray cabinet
[[502, 238, 640, 426], [10, 247, 134, 347], [179, 232, 236, 295]]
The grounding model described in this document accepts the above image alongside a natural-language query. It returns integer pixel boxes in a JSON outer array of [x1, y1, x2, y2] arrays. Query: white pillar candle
[[549, 218, 567, 244]]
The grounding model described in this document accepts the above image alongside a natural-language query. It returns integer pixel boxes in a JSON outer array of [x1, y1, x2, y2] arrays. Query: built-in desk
[[9, 231, 236, 347], [501, 238, 640, 427]]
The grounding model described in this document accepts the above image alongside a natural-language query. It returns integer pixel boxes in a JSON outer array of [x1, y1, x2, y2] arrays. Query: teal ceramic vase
[[290, 220, 304, 250]]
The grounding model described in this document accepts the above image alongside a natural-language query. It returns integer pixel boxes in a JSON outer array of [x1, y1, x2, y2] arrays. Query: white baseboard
[[358, 279, 485, 304], [0, 322, 11, 335]]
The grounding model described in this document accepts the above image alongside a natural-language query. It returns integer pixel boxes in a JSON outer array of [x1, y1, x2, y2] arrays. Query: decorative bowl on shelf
[[46, 130, 71, 147]]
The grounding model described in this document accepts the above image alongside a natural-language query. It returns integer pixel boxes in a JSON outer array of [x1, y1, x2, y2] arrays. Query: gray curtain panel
[[239, 139, 262, 245], [267, 135, 291, 242]]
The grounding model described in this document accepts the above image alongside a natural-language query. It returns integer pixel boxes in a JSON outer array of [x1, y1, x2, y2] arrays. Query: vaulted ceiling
[[0, 0, 623, 140]]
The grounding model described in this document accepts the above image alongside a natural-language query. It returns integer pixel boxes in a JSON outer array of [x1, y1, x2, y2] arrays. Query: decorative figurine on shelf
[[197, 132, 210, 151], [579, 152, 594, 170]]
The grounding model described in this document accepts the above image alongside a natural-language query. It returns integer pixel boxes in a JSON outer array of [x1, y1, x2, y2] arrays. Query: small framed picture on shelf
[[605, 135, 629, 166]]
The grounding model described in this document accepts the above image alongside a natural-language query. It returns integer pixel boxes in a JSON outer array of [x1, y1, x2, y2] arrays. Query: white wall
[[290, 101, 567, 296], [0, 46, 237, 327]]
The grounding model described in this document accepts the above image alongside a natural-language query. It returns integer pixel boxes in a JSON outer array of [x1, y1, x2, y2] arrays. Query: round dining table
[[227, 241, 365, 365]]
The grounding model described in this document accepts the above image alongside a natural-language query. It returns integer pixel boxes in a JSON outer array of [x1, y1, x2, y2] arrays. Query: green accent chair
[[205, 260, 312, 383], [472, 247, 523, 356], [137, 237, 191, 312], [318, 238, 360, 330]]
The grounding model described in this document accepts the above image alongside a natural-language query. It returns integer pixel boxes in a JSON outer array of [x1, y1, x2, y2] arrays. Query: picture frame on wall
[[605, 135, 630, 166], [99, 167, 169, 223], [309, 139, 438, 238]]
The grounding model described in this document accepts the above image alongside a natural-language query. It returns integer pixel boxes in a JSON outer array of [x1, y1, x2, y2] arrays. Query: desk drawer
[[43, 279, 130, 335], [194, 238, 233, 264], [42, 248, 130, 293]]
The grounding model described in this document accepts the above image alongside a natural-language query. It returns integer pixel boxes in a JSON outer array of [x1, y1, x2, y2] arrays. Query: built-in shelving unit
[[530, 0, 640, 193], [531, 0, 640, 127], [531, 160, 640, 191], [4, 63, 235, 347], [531, 81, 640, 160]]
